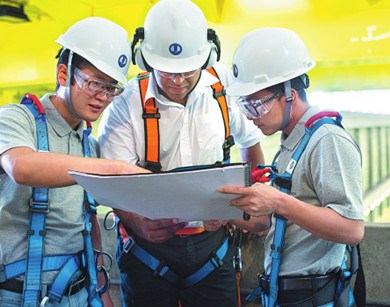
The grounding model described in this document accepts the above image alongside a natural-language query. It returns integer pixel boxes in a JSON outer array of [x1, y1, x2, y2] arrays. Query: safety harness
[[0, 94, 108, 306], [113, 68, 242, 298], [246, 111, 366, 307], [138, 67, 235, 173]]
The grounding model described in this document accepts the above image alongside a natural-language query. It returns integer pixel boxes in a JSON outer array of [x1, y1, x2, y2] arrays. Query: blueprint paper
[[69, 164, 249, 222]]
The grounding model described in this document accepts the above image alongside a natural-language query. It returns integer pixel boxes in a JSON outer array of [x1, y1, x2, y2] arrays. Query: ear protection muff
[[201, 28, 221, 70], [131, 27, 152, 72]]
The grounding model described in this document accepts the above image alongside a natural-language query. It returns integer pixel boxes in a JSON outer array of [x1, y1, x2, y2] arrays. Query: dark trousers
[[116, 227, 237, 307]]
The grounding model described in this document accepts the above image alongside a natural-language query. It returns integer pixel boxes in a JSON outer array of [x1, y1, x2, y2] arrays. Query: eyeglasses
[[73, 67, 124, 101], [154, 69, 200, 80], [237, 91, 283, 119]]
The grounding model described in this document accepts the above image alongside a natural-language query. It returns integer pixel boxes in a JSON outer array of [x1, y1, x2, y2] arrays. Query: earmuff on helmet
[[131, 27, 151, 72], [201, 28, 221, 70]]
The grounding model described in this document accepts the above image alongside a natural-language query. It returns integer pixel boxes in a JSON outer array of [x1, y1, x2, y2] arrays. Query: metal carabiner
[[96, 265, 110, 295], [94, 250, 113, 272]]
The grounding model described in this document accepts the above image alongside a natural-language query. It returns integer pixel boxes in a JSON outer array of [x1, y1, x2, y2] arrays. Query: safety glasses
[[237, 91, 283, 119], [154, 69, 200, 80], [73, 67, 124, 101]]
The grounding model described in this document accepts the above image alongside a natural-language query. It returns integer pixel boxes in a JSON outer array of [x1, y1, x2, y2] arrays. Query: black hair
[[54, 48, 95, 90], [55, 48, 94, 72], [266, 73, 310, 102]]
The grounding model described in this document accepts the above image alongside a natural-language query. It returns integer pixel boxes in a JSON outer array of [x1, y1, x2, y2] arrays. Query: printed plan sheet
[[69, 163, 250, 222]]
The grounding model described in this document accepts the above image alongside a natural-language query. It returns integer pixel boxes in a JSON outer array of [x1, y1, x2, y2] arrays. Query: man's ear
[[291, 89, 297, 102], [57, 64, 67, 86]]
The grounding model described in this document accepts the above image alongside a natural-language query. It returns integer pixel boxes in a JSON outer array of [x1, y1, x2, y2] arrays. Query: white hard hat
[[56, 17, 131, 84], [227, 27, 315, 96], [133, 0, 219, 73]]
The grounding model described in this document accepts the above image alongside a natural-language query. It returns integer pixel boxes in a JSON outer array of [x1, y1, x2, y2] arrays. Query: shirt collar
[[40, 93, 85, 139], [281, 105, 321, 151]]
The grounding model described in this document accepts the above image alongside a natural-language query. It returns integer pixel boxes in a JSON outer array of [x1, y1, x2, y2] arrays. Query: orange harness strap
[[206, 67, 235, 162], [205, 67, 230, 140], [138, 72, 162, 173], [236, 271, 242, 307]]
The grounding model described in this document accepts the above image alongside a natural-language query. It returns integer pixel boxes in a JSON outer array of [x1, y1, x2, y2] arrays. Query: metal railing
[[342, 113, 390, 222]]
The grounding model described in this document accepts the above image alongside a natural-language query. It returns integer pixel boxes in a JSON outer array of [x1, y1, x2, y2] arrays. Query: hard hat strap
[[280, 80, 292, 131], [64, 50, 82, 119]]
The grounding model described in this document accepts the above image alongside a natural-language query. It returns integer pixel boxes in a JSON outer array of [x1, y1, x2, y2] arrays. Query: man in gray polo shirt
[[219, 27, 364, 306], [0, 17, 145, 306]]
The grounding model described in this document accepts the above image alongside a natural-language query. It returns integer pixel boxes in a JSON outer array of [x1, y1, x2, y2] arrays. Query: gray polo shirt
[[264, 106, 363, 276], [0, 93, 99, 284]]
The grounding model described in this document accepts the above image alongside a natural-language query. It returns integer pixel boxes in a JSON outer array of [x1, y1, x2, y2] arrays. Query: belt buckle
[[258, 273, 270, 294], [67, 275, 86, 296]]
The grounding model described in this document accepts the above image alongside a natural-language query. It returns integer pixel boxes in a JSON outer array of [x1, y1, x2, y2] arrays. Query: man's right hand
[[115, 209, 187, 243]]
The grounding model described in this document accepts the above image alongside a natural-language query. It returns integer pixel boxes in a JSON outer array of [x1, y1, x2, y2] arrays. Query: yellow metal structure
[[0, 0, 389, 105]]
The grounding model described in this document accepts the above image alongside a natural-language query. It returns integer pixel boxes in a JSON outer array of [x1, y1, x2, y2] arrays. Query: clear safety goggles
[[236, 91, 283, 119], [154, 69, 200, 80], [73, 67, 124, 101]]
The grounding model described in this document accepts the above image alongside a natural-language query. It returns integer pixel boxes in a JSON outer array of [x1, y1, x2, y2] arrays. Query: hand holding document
[[69, 163, 250, 222]]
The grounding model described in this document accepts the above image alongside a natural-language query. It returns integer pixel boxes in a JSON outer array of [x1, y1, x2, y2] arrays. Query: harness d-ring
[[103, 210, 116, 231]]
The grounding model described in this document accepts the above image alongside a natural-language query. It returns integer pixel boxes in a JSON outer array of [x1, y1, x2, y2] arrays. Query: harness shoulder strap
[[19, 94, 103, 306], [206, 67, 235, 162], [138, 72, 162, 172], [20, 94, 50, 305]]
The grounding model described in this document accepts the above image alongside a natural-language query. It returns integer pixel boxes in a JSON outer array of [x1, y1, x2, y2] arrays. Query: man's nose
[[172, 73, 185, 85]]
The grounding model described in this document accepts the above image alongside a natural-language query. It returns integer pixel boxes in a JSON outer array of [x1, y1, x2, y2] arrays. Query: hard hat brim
[[141, 44, 211, 73]]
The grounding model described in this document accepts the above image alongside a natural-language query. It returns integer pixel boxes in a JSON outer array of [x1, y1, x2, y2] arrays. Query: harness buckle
[[222, 135, 235, 161], [29, 199, 50, 213], [68, 275, 86, 297], [142, 112, 161, 119], [123, 237, 135, 253], [223, 135, 235, 149], [143, 161, 162, 173], [258, 273, 270, 295], [210, 251, 224, 268], [152, 262, 169, 278], [213, 89, 226, 99]]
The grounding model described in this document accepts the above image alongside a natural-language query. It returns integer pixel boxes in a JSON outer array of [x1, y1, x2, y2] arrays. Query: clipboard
[[69, 162, 251, 222]]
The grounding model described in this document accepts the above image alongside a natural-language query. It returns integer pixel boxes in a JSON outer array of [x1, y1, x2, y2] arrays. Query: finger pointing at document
[[218, 183, 282, 218]]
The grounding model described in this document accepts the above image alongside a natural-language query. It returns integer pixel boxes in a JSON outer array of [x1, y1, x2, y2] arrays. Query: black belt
[[279, 272, 336, 291], [259, 271, 338, 293], [0, 276, 85, 296]]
